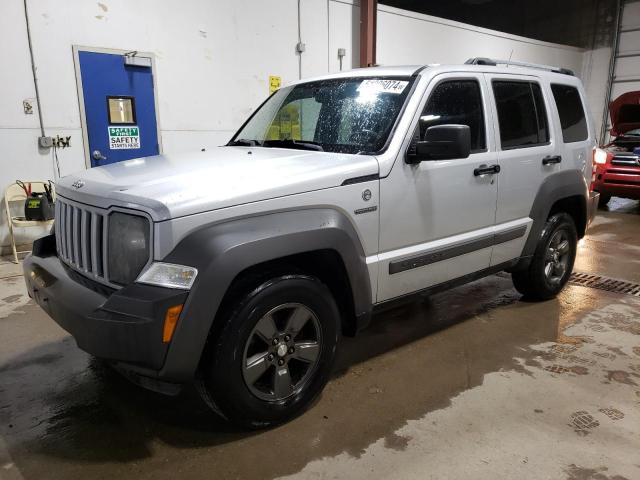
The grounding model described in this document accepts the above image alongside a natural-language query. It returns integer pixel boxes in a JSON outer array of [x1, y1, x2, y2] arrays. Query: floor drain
[[569, 272, 640, 297]]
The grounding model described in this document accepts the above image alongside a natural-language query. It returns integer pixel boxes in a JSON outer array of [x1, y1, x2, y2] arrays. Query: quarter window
[[551, 84, 588, 143], [492, 81, 549, 149], [418, 80, 486, 152]]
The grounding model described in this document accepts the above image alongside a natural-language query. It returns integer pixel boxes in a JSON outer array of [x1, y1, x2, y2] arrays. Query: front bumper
[[24, 235, 188, 376], [593, 164, 640, 199]]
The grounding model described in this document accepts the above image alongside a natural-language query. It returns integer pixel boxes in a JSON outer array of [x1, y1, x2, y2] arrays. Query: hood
[[56, 146, 379, 221], [609, 91, 640, 137]]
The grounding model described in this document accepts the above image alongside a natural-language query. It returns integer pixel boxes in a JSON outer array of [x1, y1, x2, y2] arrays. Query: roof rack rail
[[464, 57, 574, 76]]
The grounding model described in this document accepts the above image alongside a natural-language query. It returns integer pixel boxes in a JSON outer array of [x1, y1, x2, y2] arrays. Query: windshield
[[230, 77, 414, 154]]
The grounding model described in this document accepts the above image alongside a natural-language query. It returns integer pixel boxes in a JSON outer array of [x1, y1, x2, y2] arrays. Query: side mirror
[[408, 124, 471, 163]]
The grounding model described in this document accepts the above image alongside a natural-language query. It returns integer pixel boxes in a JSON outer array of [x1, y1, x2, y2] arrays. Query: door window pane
[[108, 97, 136, 124], [531, 83, 550, 144], [550, 84, 588, 143], [419, 80, 486, 152], [492, 81, 548, 149]]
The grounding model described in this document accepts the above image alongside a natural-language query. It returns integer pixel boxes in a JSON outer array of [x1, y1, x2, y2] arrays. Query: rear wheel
[[512, 213, 577, 300], [197, 274, 339, 429]]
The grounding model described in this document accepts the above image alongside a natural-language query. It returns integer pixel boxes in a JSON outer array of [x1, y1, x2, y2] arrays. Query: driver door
[[377, 73, 499, 302]]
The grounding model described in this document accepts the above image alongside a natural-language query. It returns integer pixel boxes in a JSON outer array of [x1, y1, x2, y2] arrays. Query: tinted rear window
[[551, 84, 588, 143], [493, 81, 549, 149]]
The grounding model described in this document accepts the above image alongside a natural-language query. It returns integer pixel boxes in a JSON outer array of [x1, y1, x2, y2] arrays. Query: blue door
[[78, 50, 159, 167]]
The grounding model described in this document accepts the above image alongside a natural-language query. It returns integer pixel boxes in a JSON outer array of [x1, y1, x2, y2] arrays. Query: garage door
[[602, 0, 640, 143]]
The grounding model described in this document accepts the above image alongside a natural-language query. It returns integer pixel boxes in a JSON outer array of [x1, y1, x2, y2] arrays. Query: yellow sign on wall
[[269, 75, 281, 94]]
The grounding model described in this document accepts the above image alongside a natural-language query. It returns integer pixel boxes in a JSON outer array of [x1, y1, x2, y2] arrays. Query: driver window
[[418, 80, 486, 152]]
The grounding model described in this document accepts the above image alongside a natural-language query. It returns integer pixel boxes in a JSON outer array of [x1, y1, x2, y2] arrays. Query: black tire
[[597, 193, 611, 208], [512, 213, 577, 301], [197, 274, 339, 429]]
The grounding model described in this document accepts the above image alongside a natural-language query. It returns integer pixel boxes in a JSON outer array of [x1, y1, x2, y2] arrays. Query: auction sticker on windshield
[[108, 126, 140, 149], [358, 79, 408, 94]]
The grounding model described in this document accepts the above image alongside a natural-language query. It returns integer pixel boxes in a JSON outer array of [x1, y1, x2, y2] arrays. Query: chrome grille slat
[[54, 202, 61, 257], [90, 213, 102, 277], [72, 207, 81, 267], [611, 154, 640, 167], [102, 215, 109, 281], [65, 203, 73, 264], [58, 202, 65, 259], [80, 209, 90, 272]]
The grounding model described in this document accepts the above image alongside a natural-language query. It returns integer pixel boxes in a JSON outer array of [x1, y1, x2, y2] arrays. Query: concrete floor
[[1, 199, 640, 480]]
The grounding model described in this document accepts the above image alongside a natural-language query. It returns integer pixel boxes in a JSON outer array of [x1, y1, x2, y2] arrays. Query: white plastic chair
[[4, 181, 55, 263]]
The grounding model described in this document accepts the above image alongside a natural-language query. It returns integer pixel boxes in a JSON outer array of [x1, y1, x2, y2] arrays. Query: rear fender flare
[[515, 169, 588, 268]]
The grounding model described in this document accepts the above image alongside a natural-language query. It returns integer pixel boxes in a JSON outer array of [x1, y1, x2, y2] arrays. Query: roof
[[288, 65, 425, 85], [289, 59, 578, 86]]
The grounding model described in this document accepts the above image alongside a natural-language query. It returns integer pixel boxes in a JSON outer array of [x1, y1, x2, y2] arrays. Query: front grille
[[611, 154, 640, 167], [604, 179, 640, 186], [55, 198, 108, 282]]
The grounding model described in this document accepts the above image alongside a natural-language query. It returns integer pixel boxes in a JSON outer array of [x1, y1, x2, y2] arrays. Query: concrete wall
[[0, 0, 605, 253]]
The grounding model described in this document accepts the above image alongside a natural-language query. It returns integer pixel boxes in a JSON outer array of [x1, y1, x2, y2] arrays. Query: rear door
[[76, 48, 160, 167], [486, 74, 558, 265]]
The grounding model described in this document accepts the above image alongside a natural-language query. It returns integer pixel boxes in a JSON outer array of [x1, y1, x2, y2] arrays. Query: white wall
[[581, 47, 614, 142], [377, 4, 585, 72], [1, 0, 306, 252], [0, 0, 608, 253]]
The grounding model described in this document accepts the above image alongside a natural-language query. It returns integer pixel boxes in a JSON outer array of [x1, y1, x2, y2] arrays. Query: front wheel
[[512, 213, 577, 300], [197, 274, 339, 429]]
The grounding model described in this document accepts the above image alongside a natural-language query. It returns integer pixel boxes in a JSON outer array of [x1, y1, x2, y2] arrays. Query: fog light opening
[[163, 304, 184, 343]]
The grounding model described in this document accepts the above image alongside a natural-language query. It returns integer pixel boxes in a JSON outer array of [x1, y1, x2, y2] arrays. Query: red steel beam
[[359, 0, 377, 67]]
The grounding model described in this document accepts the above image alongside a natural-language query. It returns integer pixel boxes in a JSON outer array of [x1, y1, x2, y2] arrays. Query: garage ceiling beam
[[360, 0, 377, 67]]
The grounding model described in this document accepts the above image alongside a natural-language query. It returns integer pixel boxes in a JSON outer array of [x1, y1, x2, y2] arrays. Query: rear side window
[[550, 84, 588, 143], [492, 81, 549, 149], [419, 80, 486, 152]]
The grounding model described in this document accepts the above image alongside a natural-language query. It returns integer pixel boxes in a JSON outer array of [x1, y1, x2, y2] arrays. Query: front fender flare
[[158, 208, 371, 381]]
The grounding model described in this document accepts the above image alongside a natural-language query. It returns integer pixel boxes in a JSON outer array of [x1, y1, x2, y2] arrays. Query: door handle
[[473, 164, 500, 176], [92, 150, 107, 162], [542, 155, 562, 166]]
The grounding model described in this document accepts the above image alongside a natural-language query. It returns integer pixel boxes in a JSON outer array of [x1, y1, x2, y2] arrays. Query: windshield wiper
[[228, 139, 263, 146], [263, 139, 324, 152]]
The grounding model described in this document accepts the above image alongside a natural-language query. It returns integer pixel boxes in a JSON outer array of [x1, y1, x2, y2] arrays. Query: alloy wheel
[[544, 229, 571, 284], [242, 303, 322, 401]]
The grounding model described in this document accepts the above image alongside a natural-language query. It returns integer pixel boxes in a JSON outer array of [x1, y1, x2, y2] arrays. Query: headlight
[[593, 148, 609, 165], [108, 212, 150, 285], [136, 262, 198, 290]]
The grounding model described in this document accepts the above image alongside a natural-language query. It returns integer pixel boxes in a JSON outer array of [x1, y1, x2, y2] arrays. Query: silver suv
[[24, 58, 599, 428]]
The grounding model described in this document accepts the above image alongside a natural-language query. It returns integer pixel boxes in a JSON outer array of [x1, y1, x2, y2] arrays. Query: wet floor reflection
[[0, 273, 579, 479]]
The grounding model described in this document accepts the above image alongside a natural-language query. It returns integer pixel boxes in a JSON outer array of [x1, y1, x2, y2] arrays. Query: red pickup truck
[[593, 91, 640, 207]]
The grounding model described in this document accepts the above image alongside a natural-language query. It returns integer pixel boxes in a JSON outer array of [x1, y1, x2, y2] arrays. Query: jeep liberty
[[24, 58, 599, 428]]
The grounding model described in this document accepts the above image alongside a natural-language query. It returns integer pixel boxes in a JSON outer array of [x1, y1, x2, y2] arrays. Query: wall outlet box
[[38, 136, 53, 148]]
